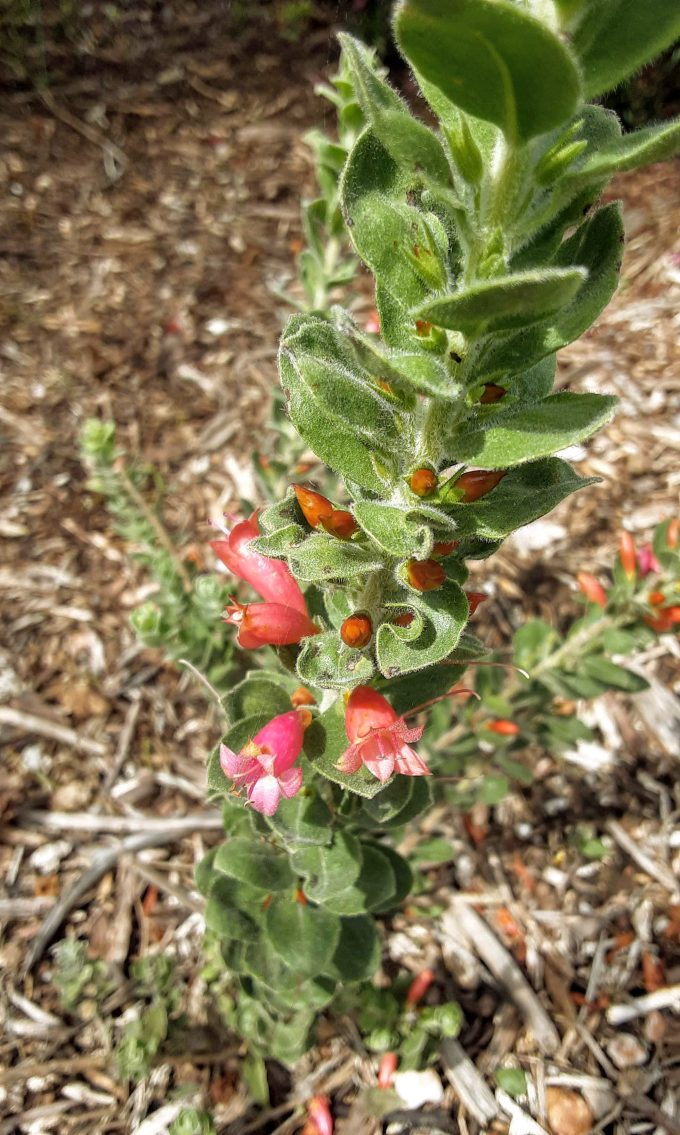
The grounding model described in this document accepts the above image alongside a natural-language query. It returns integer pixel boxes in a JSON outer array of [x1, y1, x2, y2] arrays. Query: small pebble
[[546, 1086, 593, 1135], [607, 1033, 648, 1069], [394, 1069, 444, 1109]]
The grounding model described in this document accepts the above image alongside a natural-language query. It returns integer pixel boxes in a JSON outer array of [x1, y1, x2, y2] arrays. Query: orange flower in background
[[577, 571, 607, 608], [485, 719, 521, 736], [465, 591, 487, 616], [406, 558, 445, 591], [619, 530, 637, 580], [378, 1051, 398, 1089], [303, 1096, 333, 1135], [455, 468, 507, 503], [667, 518, 679, 549], [405, 968, 434, 1007]]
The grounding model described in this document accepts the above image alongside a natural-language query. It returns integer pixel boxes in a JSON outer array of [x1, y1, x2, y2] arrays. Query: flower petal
[[363, 752, 396, 783], [345, 686, 398, 743], [212, 513, 308, 614], [237, 603, 320, 648], [247, 774, 283, 816], [395, 744, 431, 777], [336, 742, 364, 775], [278, 766, 303, 799]]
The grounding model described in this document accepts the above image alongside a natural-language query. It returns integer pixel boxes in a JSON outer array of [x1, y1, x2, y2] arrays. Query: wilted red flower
[[340, 613, 373, 649], [455, 469, 506, 503], [338, 686, 430, 782], [485, 719, 521, 736], [577, 571, 607, 608], [406, 558, 445, 591], [465, 591, 487, 616], [405, 968, 434, 1006], [480, 383, 506, 404]]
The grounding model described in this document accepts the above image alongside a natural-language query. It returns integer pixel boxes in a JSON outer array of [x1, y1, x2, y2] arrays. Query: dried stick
[[22, 826, 214, 972], [0, 705, 108, 756], [440, 1037, 499, 1126], [454, 901, 560, 1055], [606, 820, 680, 897], [20, 810, 223, 834]]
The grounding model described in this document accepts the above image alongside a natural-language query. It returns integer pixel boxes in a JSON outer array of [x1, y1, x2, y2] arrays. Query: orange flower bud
[[432, 540, 458, 558], [648, 591, 666, 607], [296, 707, 314, 730], [409, 467, 438, 498], [455, 469, 506, 503], [415, 319, 433, 336], [406, 558, 445, 591], [465, 591, 487, 616], [486, 719, 520, 736], [340, 613, 373, 649], [645, 606, 680, 632], [405, 968, 434, 1006], [577, 572, 607, 608], [392, 611, 415, 627], [294, 484, 334, 528], [291, 685, 316, 707], [480, 383, 506, 404], [378, 1051, 398, 1089], [619, 530, 637, 580], [668, 518, 679, 549], [321, 509, 358, 540], [295, 887, 309, 905]]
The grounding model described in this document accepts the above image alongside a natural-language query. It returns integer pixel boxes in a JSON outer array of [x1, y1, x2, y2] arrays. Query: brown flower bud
[[340, 613, 373, 649], [409, 467, 438, 498]]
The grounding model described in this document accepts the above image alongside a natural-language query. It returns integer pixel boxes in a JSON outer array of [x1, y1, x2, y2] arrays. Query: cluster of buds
[[294, 484, 358, 540]]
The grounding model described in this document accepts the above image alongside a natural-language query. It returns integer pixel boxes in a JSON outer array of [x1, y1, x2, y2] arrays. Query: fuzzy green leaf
[[446, 459, 597, 539], [580, 656, 649, 693], [265, 899, 341, 977], [367, 842, 413, 912], [564, 1, 680, 98], [378, 661, 467, 716], [512, 619, 559, 672], [568, 117, 680, 184], [303, 699, 386, 797], [322, 844, 397, 915], [414, 268, 586, 335], [292, 831, 363, 901], [339, 34, 451, 185], [354, 502, 433, 559], [376, 581, 468, 678], [479, 204, 624, 379], [214, 838, 294, 892], [223, 675, 293, 727], [395, 0, 582, 143], [297, 630, 375, 693], [328, 915, 381, 982], [288, 533, 383, 583], [265, 794, 334, 848], [451, 393, 617, 468], [205, 895, 259, 942]]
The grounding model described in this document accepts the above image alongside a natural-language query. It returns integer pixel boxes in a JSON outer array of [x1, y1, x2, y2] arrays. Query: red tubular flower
[[648, 591, 666, 607], [667, 518, 679, 549], [303, 1096, 333, 1135], [320, 509, 358, 540], [486, 719, 521, 736], [378, 1052, 398, 1089], [455, 468, 507, 503], [294, 485, 334, 529], [225, 599, 319, 649], [577, 571, 607, 608], [406, 558, 445, 591], [220, 708, 310, 816], [409, 468, 438, 498], [480, 383, 506, 404], [645, 606, 680, 633], [211, 511, 308, 615], [619, 530, 637, 580], [405, 968, 434, 1007], [637, 544, 662, 577], [340, 613, 373, 650], [465, 591, 487, 616], [339, 686, 430, 783]]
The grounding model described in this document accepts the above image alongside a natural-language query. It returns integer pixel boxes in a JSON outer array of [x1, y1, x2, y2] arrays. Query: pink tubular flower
[[637, 543, 661, 577], [212, 512, 319, 648], [211, 511, 308, 613], [338, 686, 430, 783], [219, 709, 309, 816], [303, 1096, 333, 1135]]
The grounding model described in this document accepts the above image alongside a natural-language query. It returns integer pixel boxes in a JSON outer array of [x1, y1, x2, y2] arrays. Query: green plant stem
[[119, 466, 193, 594]]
